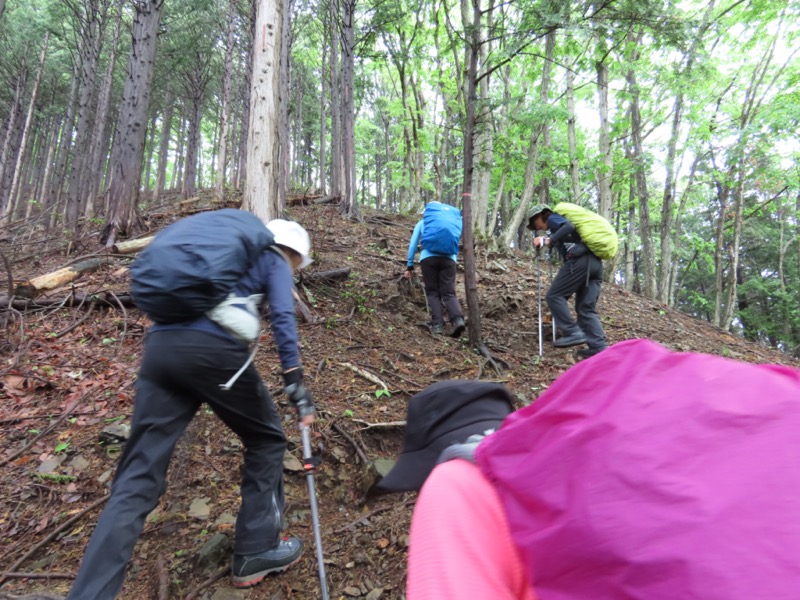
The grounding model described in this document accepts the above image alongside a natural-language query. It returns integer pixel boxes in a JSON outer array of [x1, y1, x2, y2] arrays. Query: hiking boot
[[553, 332, 587, 347], [450, 317, 466, 339], [430, 323, 444, 335], [232, 536, 304, 588], [577, 346, 606, 360]]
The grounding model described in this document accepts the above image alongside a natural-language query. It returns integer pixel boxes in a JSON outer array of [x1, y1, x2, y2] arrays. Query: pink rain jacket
[[476, 339, 800, 599]]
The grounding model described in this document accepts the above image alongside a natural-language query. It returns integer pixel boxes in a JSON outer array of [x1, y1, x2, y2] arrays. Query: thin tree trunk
[[216, 0, 237, 203], [566, 63, 581, 201], [153, 91, 174, 204], [318, 39, 327, 195], [3, 33, 49, 225], [595, 34, 612, 219], [626, 32, 656, 299], [86, 0, 123, 216], [329, 0, 342, 200], [0, 71, 27, 216]]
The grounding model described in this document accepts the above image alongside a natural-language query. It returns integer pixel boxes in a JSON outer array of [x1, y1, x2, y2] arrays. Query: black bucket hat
[[375, 380, 515, 493]]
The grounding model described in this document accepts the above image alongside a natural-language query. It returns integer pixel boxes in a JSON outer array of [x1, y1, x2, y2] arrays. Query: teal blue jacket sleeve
[[407, 220, 424, 268]]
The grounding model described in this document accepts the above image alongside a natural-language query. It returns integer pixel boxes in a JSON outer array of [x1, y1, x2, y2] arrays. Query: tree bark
[[626, 32, 656, 299], [595, 33, 612, 220], [103, 0, 165, 246], [216, 0, 238, 204], [242, 0, 284, 222], [153, 90, 174, 204], [86, 0, 123, 216], [3, 34, 49, 226]]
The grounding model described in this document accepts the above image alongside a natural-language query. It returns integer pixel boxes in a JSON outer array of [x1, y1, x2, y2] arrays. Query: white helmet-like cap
[[266, 219, 313, 268]]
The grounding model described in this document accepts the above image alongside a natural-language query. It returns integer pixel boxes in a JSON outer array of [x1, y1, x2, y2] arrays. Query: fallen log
[[14, 257, 113, 298], [1, 292, 136, 310], [112, 236, 154, 255]]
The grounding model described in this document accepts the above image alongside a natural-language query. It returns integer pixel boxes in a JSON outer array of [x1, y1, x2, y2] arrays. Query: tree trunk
[[339, 0, 359, 219], [182, 95, 202, 199], [3, 34, 49, 225], [216, 0, 238, 204], [153, 91, 174, 204], [86, 0, 123, 216], [329, 0, 342, 200], [65, 0, 107, 228], [0, 71, 27, 217], [626, 33, 656, 299], [595, 35, 612, 219], [500, 39, 553, 249], [461, 0, 483, 348], [566, 63, 581, 201], [318, 40, 327, 195], [278, 0, 291, 207], [103, 0, 165, 246], [242, 0, 283, 221]]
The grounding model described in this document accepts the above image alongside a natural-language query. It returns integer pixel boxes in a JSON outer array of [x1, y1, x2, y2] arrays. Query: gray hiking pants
[[420, 255, 463, 327], [546, 253, 608, 351], [67, 330, 287, 600]]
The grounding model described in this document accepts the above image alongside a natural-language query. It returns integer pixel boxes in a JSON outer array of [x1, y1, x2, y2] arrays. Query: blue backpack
[[130, 209, 274, 323], [422, 202, 462, 256]]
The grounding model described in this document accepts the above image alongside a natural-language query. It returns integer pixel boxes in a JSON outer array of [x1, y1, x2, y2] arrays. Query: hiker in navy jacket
[[528, 204, 607, 358], [404, 205, 466, 338], [67, 219, 315, 599]]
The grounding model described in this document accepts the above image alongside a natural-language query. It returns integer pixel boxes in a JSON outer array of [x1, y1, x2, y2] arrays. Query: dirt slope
[[1, 202, 796, 599]]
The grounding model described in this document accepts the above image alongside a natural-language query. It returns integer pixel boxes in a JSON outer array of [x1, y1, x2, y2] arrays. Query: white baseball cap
[[266, 219, 313, 268]]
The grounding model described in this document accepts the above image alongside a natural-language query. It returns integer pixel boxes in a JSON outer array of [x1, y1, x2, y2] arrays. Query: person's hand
[[403, 267, 413, 280], [533, 236, 549, 248], [283, 369, 316, 425]]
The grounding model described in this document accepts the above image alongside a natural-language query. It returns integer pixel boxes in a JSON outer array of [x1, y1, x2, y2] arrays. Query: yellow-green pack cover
[[552, 202, 618, 260]]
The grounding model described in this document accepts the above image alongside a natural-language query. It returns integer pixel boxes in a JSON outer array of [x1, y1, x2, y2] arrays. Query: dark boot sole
[[553, 338, 587, 348], [231, 553, 303, 588]]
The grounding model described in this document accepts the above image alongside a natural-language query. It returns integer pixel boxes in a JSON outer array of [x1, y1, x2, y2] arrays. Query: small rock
[[188, 497, 211, 520], [196, 533, 231, 571], [210, 588, 245, 600], [366, 588, 384, 600], [214, 512, 237, 528], [98, 423, 130, 445], [67, 454, 91, 472], [37, 455, 65, 474], [343, 586, 362, 597], [283, 452, 304, 472]]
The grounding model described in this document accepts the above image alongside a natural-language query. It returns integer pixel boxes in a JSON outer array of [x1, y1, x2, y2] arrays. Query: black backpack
[[130, 209, 274, 323]]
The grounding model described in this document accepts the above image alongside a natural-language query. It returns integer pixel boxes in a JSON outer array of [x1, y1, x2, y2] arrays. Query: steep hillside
[[1, 202, 796, 600]]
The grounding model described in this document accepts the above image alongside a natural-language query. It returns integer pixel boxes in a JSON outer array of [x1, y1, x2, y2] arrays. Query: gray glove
[[283, 368, 315, 420]]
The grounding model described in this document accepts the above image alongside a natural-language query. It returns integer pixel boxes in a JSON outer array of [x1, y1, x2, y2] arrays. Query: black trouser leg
[[546, 257, 588, 337], [68, 330, 288, 599], [575, 255, 608, 350], [435, 257, 462, 323]]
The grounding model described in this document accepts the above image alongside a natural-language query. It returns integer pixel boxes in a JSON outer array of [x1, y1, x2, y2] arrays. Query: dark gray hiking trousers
[[420, 255, 463, 327], [546, 253, 608, 350], [67, 330, 287, 600]]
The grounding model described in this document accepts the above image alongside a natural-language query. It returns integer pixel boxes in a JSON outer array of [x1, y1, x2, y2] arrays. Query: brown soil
[[1, 202, 796, 600]]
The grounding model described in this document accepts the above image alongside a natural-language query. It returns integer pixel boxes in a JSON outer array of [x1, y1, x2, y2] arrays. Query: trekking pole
[[536, 247, 543, 356], [301, 424, 329, 600], [548, 248, 556, 343]]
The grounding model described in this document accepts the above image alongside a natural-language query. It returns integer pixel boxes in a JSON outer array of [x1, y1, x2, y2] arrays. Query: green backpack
[[552, 202, 618, 260]]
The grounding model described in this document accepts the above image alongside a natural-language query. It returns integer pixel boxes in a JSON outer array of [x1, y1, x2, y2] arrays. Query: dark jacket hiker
[[527, 204, 608, 356], [67, 217, 315, 599]]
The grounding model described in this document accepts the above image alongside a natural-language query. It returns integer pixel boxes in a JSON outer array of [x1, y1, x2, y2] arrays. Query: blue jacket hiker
[[404, 203, 466, 339], [67, 219, 315, 599], [527, 204, 608, 358]]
